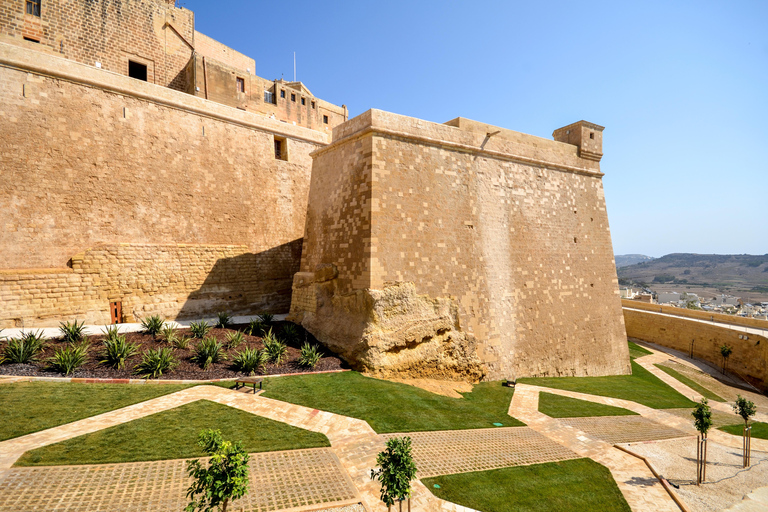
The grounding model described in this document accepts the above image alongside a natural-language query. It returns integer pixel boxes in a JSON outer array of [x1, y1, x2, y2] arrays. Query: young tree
[[692, 398, 713, 484], [719, 344, 733, 374], [186, 429, 250, 512], [370, 436, 418, 511], [733, 395, 757, 467]]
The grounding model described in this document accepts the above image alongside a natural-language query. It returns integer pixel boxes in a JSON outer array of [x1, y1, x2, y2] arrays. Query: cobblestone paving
[[382, 427, 579, 478], [0, 448, 359, 512], [559, 416, 690, 444]]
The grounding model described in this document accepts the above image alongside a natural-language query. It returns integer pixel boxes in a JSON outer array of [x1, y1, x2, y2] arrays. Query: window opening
[[280, 90, 285, 98], [26, 0, 40, 16], [236, 77, 245, 93], [311, 101, 315, 109], [23, 36, 40, 43], [323, 115, 329, 124], [301, 97, 306, 105], [128, 60, 148, 81], [264, 90, 275, 104], [290, 93, 296, 102], [274, 136, 288, 161], [589, 132, 594, 139]]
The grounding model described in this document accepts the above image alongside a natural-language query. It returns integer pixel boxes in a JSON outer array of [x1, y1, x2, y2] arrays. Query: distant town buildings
[[625, 289, 767, 318]]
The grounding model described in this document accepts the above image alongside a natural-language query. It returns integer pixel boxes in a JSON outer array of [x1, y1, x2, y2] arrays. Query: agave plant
[[225, 331, 245, 349], [215, 312, 232, 329], [100, 335, 139, 370], [160, 324, 179, 344], [140, 315, 165, 337], [258, 313, 274, 325], [189, 320, 211, 339], [191, 337, 226, 370], [282, 323, 301, 344], [298, 343, 323, 368], [170, 336, 191, 349], [3, 334, 46, 364], [49, 341, 89, 376], [60, 320, 86, 343], [232, 347, 268, 376], [262, 329, 287, 365], [134, 347, 178, 379], [247, 319, 265, 337], [102, 324, 123, 343]]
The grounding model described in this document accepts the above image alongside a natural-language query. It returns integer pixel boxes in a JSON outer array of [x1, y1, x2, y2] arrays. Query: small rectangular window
[[26, 0, 40, 17], [290, 93, 296, 102], [236, 77, 245, 93], [311, 101, 315, 109], [301, 97, 306, 106], [23, 36, 40, 43], [323, 115, 329, 124], [274, 136, 287, 161], [128, 60, 148, 81], [589, 132, 594, 139], [264, 91, 274, 104], [280, 90, 285, 98]]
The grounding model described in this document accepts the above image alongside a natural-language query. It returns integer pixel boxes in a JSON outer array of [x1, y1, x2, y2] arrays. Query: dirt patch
[[365, 374, 474, 398], [0, 322, 347, 380]]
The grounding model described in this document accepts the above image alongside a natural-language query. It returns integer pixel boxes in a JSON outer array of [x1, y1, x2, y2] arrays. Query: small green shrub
[[59, 320, 86, 343], [140, 315, 165, 336], [298, 343, 322, 368], [232, 347, 268, 376], [282, 323, 301, 344], [225, 331, 245, 349], [161, 324, 180, 344], [171, 336, 192, 350], [215, 312, 232, 329], [49, 342, 89, 376], [3, 335, 46, 364], [247, 319, 264, 337], [185, 429, 250, 512], [258, 313, 274, 325], [262, 329, 287, 365], [134, 347, 178, 379], [189, 320, 212, 339], [100, 335, 139, 370], [192, 337, 226, 370], [102, 324, 123, 343]]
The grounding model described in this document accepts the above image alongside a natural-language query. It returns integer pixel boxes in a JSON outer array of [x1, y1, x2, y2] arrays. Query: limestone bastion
[[289, 109, 631, 382]]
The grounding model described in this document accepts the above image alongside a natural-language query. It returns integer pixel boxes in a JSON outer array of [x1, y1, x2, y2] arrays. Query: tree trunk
[[222, 497, 229, 512]]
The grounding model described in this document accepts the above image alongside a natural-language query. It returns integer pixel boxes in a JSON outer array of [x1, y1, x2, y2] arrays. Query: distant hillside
[[615, 254, 655, 268], [617, 253, 768, 294]]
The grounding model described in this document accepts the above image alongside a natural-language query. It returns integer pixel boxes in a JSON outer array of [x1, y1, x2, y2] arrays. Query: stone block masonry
[[290, 110, 631, 381]]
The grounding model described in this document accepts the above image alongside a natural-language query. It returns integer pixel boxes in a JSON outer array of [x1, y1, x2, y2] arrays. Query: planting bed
[[0, 322, 346, 380]]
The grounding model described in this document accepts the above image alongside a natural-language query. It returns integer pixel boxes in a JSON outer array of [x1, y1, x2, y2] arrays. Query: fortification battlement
[[323, 109, 604, 175], [552, 121, 604, 162]]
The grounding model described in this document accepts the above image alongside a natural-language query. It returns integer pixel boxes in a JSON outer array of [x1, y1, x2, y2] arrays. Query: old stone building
[[0, 0, 629, 381]]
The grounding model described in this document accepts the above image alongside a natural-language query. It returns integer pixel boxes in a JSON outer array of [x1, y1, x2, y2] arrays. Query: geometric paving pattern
[[0, 448, 359, 512], [559, 416, 690, 445], [382, 427, 580, 478]]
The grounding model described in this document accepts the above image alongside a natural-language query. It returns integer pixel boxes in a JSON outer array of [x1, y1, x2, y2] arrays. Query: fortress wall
[[623, 308, 768, 391], [0, 0, 194, 91], [0, 42, 326, 325], [622, 299, 768, 330], [291, 110, 630, 381]]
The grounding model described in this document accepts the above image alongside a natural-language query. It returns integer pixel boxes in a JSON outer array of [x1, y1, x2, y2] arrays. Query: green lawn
[[262, 372, 523, 433], [423, 458, 630, 512], [15, 400, 330, 466], [518, 360, 696, 409], [0, 381, 193, 441], [654, 364, 725, 402], [719, 422, 768, 440], [628, 341, 653, 359], [538, 392, 638, 418]]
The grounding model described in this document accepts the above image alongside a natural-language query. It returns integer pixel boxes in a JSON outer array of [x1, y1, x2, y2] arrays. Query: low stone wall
[[0, 242, 300, 328], [622, 307, 767, 391], [622, 299, 768, 330]]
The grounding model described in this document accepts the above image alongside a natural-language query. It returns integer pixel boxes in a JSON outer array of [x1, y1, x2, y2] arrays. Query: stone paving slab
[[382, 427, 579, 478], [0, 448, 359, 512], [558, 416, 690, 445]]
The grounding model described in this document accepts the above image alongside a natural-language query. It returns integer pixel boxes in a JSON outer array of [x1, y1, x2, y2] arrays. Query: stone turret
[[553, 121, 604, 162]]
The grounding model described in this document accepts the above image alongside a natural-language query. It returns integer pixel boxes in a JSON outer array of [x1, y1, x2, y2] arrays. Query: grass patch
[[423, 458, 630, 512], [262, 372, 523, 433], [654, 364, 725, 402], [538, 392, 638, 418], [15, 400, 329, 466], [628, 341, 652, 359], [0, 381, 193, 441], [518, 360, 696, 409], [719, 422, 768, 440]]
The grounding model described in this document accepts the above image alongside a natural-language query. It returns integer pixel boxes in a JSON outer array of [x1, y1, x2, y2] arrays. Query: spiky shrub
[[262, 329, 287, 366], [49, 342, 89, 376], [215, 312, 232, 329], [102, 324, 122, 343], [189, 320, 212, 339], [232, 348, 268, 376], [134, 347, 178, 379], [225, 331, 245, 349], [161, 324, 180, 345], [247, 319, 264, 337], [192, 337, 226, 370], [3, 335, 46, 364], [258, 313, 274, 326], [60, 320, 86, 343], [141, 315, 165, 337], [282, 323, 301, 344], [171, 336, 192, 350], [100, 335, 139, 370], [298, 343, 322, 368]]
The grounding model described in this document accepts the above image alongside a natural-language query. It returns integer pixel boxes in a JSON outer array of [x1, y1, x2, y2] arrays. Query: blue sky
[[185, 0, 767, 258]]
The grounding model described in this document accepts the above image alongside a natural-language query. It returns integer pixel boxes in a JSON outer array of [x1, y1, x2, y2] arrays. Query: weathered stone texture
[[291, 110, 630, 381]]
